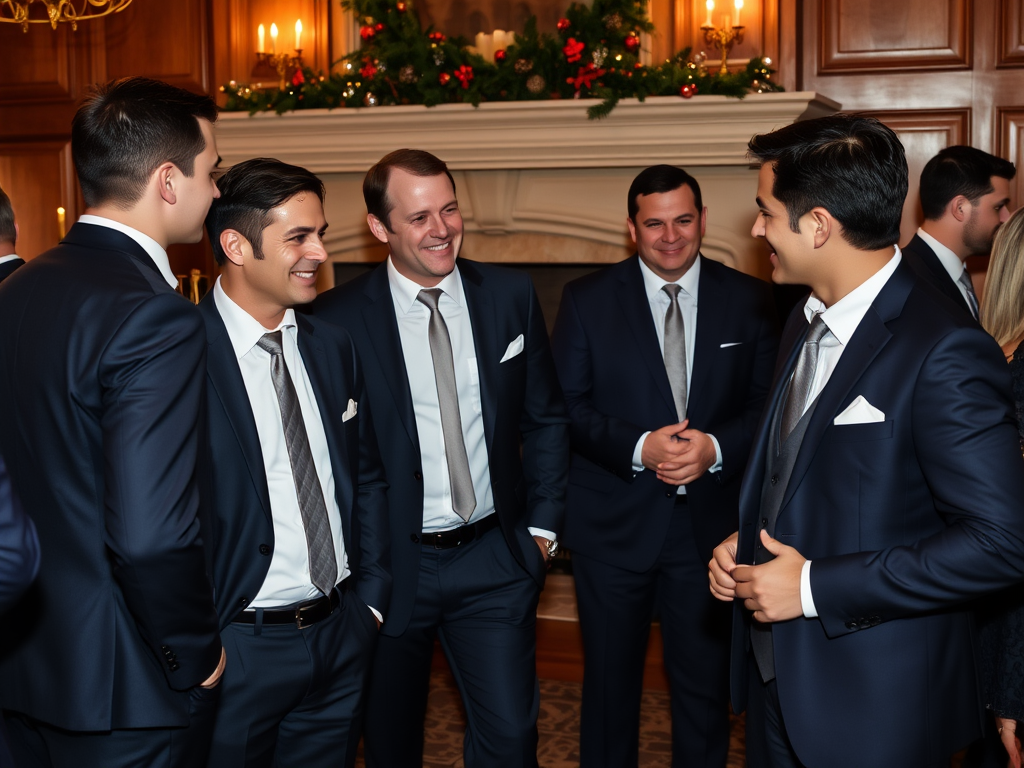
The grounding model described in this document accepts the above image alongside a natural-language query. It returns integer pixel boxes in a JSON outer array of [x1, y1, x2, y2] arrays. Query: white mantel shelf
[[215, 92, 840, 172]]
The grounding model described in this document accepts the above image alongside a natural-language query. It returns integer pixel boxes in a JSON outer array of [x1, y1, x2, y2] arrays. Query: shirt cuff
[[800, 560, 817, 618], [632, 432, 651, 473], [528, 527, 557, 543], [368, 605, 383, 624], [708, 434, 723, 473]]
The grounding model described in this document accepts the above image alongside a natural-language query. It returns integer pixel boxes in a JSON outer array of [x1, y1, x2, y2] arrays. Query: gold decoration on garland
[[221, 0, 782, 120]]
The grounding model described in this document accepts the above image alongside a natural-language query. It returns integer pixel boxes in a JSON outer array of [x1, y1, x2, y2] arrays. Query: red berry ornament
[[624, 33, 640, 52], [494, 49, 507, 63], [556, 18, 570, 32]]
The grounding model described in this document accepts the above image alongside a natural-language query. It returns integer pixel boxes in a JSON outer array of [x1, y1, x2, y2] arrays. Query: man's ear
[[949, 194, 971, 223], [626, 215, 638, 245], [367, 213, 391, 244], [156, 162, 177, 205], [219, 229, 250, 267], [808, 208, 832, 249]]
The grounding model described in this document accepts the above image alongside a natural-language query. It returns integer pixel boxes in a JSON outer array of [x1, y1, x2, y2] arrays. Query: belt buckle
[[294, 601, 319, 629], [430, 533, 446, 550]]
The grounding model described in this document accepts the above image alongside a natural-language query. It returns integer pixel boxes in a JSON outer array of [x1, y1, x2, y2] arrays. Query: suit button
[[414, 471, 423, 481], [239, 597, 248, 607], [259, 544, 271, 556], [665, 491, 673, 498], [169, 662, 180, 671], [845, 621, 857, 630], [761, 518, 768, 527], [770, 474, 779, 486]]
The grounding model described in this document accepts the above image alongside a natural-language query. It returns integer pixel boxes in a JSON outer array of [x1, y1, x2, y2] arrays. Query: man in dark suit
[[0, 77, 225, 768], [903, 146, 1015, 320], [0, 185, 24, 282], [200, 158, 390, 768], [709, 114, 1024, 768], [312, 149, 569, 768], [550, 165, 778, 768]]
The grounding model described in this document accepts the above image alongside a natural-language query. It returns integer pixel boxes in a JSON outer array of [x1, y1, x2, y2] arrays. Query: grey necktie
[[958, 270, 980, 320], [256, 331, 337, 596], [662, 284, 688, 421], [779, 314, 830, 443], [417, 289, 477, 522]]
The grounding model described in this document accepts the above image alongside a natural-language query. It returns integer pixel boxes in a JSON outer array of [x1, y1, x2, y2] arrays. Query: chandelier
[[0, 0, 133, 32]]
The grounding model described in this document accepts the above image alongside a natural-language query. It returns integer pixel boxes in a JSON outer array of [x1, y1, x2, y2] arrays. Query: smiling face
[[963, 175, 1012, 256], [369, 168, 463, 287], [752, 162, 818, 286], [627, 183, 706, 282]]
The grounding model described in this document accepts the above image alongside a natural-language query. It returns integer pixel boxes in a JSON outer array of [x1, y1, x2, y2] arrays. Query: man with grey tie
[[902, 146, 1015, 321], [199, 158, 390, 768], [312, 149, 569, 768]]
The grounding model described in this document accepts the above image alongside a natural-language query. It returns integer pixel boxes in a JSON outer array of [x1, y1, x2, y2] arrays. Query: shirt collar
[[637, 253, 701, 304], [0, 254, 20, 266], [385, 256, 465, 314], [78, 214, 177, 289], [213, 276, 297, 360], [803, 247, 902, 346], [916, 228, 966, 283]]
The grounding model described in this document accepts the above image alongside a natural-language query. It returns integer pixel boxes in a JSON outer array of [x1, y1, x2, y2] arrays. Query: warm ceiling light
[[1, 0, 134, 32]]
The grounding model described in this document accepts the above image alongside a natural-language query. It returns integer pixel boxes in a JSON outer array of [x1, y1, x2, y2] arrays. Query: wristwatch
[[543, 538, 559, 559]]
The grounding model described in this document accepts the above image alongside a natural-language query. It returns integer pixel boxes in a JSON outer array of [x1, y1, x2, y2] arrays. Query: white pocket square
[[500, 334, 525, 363], [720, 342, 743, 348], [834, 395, 885, 425], [342, 398, 358, 422]]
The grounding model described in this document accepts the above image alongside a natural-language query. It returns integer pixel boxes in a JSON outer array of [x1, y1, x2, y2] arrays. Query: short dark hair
[[0, 185, 15, 245], [748, 114, 907, 251], [627, 165, 703, 220], [72, 76, 218, 209], [363, 149, 457, 231], [206, 157, 326, 266], [919, 146, 1016, 220]]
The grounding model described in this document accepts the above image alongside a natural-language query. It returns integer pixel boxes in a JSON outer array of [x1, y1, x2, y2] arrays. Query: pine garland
[[222, 0, 783, 120]]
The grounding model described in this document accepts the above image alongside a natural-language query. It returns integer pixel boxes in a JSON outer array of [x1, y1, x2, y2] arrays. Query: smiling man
[[312, 148, 569, 768], [200, 158, 391, 768], [550, 165, 778, 768]]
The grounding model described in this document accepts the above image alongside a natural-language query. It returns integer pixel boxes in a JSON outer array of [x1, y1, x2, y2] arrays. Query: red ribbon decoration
[[454, 65, 474, 89], [567, 63, 606, 92], [563, 38, 584, 63], [360, 59, 378, 79]]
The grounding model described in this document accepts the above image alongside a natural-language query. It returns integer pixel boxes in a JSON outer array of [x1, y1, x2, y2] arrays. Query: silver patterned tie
[[662, 284, 688, 421], [417, 289, 477, 522], [256, 331, 337, 596], [958, 270, 980, 320], [779, 314, 830, 444]]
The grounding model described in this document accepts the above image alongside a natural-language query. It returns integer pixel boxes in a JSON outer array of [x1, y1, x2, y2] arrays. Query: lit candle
[[475, 32, 491, 60], [734, 0, 743, 26], [295, 19, 302, 50], [257, 23, 265, 53], [493, 29, 506, 52], [57, 207, 65, 239], [704, 0, 714, 26], [724, 14, 730, 29], [270, 23, 278, 55]]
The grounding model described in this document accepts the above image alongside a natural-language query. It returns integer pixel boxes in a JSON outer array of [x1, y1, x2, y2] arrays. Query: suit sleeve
[[550, 284, 647, 479], [519, 279, 570, 535], [811, 326, 1024, 638], [100, 292, 221, 690], [0, 453, 40, 614]]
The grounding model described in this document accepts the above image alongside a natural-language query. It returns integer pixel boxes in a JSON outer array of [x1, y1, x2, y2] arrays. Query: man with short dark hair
[[200, 157, 390, 768], [550, 164, 778, 768], [0, 185, 23, 282], [0, 76, 225, 768], [904, 145, 1016, 320], [709, 115, 1024, 768], [313, 148, 569, 768]]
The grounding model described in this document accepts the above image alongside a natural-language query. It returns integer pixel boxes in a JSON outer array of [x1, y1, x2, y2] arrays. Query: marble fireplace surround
[[215, 92, 840, 287]]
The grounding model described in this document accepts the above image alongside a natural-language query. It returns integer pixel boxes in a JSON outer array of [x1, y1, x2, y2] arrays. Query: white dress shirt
[[213, 278, 351, 608], [916, 228, 973, 307], [797, 247, 902, 617], [386, 258, 555, 542], [631, 256, 723, 490], [78, 215, 178, 289], [0, 254, 21, 266]]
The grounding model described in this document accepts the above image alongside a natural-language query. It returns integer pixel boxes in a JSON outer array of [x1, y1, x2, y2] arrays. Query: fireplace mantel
[[216, 92, 840, 172]]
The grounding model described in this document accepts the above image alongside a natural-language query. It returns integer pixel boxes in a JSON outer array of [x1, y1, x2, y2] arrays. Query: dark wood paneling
[[997, 107, 1024, 209], [998, 0, 1024, 67], [0, 141, 75, 260], [819, 0, 970, 73]]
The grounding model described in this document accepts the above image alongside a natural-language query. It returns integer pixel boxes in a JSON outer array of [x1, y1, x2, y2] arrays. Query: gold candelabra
[[253, 50, 304, 91], [701, 21, 744, 76], [0, 0, 133, 32]]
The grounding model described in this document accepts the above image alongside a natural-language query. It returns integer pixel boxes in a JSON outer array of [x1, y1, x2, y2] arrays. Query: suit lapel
[[460, 261, 499, 449], [686, 255, 722, 415], [907, 235, 971, 314], [199, 296, 273, 524], [617, 256, 677, 417]]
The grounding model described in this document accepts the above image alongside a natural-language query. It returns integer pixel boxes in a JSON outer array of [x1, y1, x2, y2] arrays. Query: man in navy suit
[[0, 77, 225, 768], [550, 165, 778, 768], [902, 146, 1015, 321], [0, 185, 24, 282], [200, 158, 390, 768], [709, 114, 1024, 768], [312, 149, 569, 768]]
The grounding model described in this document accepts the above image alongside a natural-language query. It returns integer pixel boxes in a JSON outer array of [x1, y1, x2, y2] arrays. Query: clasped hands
[[641, 420, 716, 485], [708, 530, 806, 623]]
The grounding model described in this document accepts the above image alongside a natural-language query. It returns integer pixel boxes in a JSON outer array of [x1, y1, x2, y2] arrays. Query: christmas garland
[[222, 0, 782, 120]]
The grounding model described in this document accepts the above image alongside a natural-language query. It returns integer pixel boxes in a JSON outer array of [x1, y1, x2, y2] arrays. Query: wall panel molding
[[997, 107, 1024, 207], [998, 0, 1024, 67]]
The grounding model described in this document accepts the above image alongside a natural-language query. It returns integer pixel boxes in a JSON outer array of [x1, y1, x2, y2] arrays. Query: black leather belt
[[416, 513, 499, 549], [234, 580, 346, 629]]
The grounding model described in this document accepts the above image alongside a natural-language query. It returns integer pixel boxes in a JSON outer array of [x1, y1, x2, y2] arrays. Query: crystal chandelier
[[1, 0, 134, 32]]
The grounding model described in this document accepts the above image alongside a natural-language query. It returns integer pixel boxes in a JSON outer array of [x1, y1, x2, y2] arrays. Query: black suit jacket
[[0, 223, 221, 731], [197, 294, 391, 626], [730, 261, 1024, 768], [902, 233, 975, 319], [311, 259, 570, 636], [550, 254, 779, 569], [0, 257, 24, 283]]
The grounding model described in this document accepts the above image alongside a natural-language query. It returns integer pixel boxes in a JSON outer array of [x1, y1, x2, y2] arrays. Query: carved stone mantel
[[214, 92, 840, 281]]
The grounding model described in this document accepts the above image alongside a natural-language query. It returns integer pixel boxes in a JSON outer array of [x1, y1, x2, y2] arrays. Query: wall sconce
[[701, 0, 745, 76], [253, 19, 304, 90]]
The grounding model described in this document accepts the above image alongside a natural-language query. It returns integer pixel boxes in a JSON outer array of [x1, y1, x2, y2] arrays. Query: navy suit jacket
[[197, 295, 391, 626], [550, 254, 778, 569], [0, 223, 221, 731], [902, 233, 975, 319], [0, 257, 24, 284], [311, 259, 570, 637], [0, 453, 39, 614], [730, 261, 1024, 768]]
